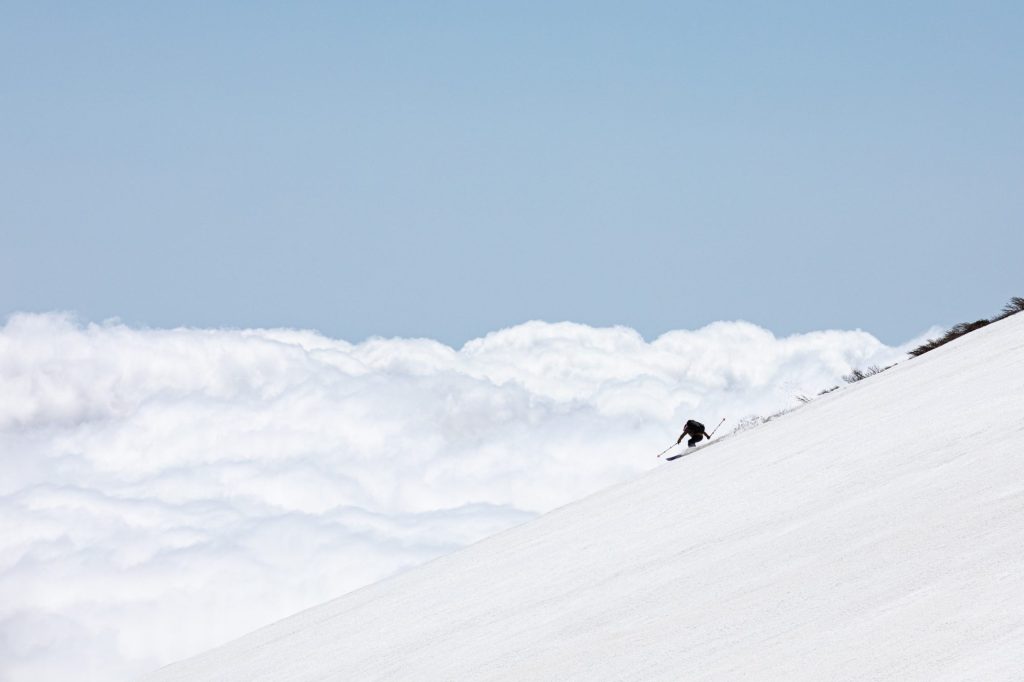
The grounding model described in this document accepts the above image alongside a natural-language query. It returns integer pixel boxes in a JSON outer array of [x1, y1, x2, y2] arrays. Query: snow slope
[[148, 313, 1024, 681]]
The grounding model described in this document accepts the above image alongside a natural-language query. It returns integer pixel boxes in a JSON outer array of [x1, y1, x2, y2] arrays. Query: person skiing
[[676, 419, 711, 448]]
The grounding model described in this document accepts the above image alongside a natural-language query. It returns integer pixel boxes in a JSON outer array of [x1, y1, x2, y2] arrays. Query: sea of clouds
[[0, 312, 931, 680]]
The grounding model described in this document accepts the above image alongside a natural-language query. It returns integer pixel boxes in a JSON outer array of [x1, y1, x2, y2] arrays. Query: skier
[[676, 419, 711, 448]]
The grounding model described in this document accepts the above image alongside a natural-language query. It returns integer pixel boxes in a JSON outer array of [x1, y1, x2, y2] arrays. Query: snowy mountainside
[[148, 313, 1024, 680]]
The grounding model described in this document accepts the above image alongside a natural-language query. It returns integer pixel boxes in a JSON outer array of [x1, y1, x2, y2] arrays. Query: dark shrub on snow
[[909, 296, 1023, 358]]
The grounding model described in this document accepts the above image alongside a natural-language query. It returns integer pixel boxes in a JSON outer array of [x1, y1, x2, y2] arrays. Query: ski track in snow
[[148, 313, 1024, 680]]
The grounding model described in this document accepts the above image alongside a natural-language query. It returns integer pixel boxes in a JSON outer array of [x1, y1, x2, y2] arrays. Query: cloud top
[[0, 313, 925, 680]]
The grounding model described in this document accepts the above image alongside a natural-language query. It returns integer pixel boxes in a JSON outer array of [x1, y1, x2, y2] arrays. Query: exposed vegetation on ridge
[[910, 296, 1024, 357], [753, 297, 1024, 430]]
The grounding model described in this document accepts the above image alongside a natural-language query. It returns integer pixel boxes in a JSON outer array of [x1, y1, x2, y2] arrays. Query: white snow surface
[[149, 314, 1024, 681]]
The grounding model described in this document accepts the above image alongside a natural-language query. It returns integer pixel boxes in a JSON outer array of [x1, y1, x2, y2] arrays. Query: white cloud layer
[[0, 313, 930, 680]]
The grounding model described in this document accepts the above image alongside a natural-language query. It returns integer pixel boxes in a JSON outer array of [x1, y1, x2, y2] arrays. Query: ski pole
[[655, 443, 677, 458], [708, 417, 726, 437]]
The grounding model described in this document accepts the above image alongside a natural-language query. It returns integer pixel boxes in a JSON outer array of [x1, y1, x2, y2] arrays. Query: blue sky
[[2, 1, 1021, 345]]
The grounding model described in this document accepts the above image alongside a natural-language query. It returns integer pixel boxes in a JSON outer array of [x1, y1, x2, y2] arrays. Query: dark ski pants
[[687, 434, 705, 447]]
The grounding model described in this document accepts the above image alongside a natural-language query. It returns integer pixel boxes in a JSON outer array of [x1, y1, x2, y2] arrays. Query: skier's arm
[[676, 432, 685, 445], [703, 430, 711, 439]]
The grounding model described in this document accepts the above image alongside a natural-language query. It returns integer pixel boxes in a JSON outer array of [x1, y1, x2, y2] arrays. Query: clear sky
[[2, 1, 1021, 346]]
